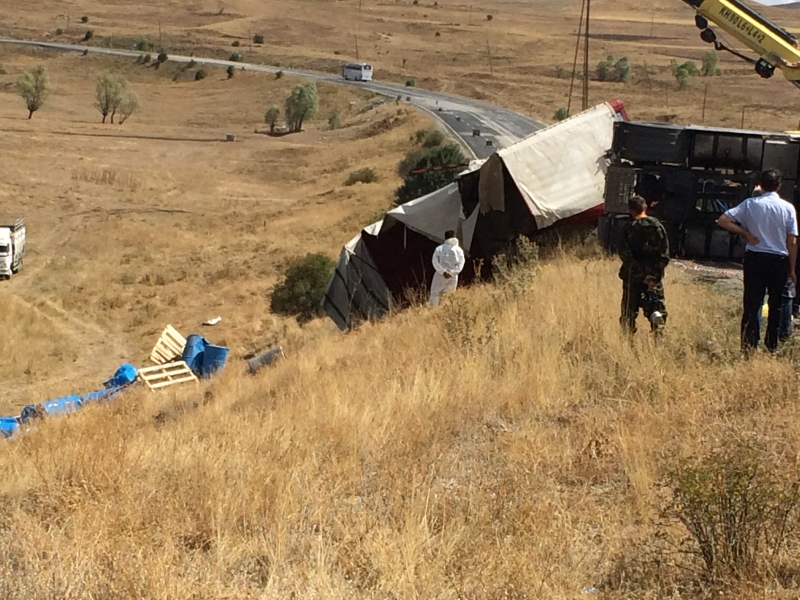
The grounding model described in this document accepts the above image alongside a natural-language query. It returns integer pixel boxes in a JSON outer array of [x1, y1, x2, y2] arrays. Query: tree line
[[16, 65, 139, 124]]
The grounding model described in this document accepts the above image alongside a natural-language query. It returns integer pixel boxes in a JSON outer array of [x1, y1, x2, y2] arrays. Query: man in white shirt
[[718, 169, 798, 353], [429, 229, 466, 307]]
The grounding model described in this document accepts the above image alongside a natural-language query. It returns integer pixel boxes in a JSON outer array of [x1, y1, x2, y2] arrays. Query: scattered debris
[[247, 345, 286, 375], [138, 360, 198, 390], [202, 316, 222, 326], [150, 324, 187, 365]]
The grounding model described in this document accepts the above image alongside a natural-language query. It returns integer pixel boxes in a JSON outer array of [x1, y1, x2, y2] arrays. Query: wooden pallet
[[138, 361, 198, 390], [149, 325, 187, 365]]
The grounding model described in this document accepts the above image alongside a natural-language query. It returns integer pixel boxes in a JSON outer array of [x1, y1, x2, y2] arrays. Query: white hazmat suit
[[429, 237, 466, 307]]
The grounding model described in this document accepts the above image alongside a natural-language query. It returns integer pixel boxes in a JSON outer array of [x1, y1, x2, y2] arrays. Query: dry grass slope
[[1, 255, 799, 598]]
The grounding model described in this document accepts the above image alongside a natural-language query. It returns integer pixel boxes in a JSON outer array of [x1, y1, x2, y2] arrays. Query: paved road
[[0, 38, 544, 159]]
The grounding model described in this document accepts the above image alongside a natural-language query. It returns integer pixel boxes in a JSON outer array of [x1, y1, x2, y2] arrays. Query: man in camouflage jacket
[[618, 196, 670, 333]]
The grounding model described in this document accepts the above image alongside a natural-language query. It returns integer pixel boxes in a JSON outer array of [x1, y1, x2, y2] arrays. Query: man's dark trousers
[[742, 251, 789, 352]]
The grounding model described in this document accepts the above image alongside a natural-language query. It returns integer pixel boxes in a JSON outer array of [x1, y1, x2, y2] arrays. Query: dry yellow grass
[[3, 2, 800, 596], [1, 255, 799, 598]]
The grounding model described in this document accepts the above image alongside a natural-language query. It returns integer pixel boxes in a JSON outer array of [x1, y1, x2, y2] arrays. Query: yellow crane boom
[[683, 0, 800, 88]]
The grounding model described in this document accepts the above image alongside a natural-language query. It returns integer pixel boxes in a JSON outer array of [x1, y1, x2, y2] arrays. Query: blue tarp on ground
[[0, 417, 20, 439]]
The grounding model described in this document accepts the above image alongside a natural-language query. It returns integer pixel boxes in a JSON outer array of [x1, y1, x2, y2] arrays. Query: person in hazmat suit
[[618, 196, 670, 333], [429, 229, 466, 307]]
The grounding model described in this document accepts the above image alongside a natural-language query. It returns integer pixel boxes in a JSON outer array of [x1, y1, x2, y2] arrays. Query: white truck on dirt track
[[0, 217, 26, 279]]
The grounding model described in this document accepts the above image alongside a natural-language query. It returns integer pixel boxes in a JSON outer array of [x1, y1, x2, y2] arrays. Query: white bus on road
[[342, 63, 373, 82]]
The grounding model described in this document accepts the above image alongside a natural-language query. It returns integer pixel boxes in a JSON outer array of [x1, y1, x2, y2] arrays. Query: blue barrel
[[103, 363, 139, 389], [183, 334, 207, 374], [201, 344, 229, 378], [41, 394, 83, 416], [0, 417, 20, 439]]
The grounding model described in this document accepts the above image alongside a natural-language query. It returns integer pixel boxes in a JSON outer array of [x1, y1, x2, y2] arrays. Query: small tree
[[95, 71, 126, 123], [229, 52, 243, 62], [270, 253, 336, 322], [83, 30, 94, 41], [226, 65, 235, 79], [395, 143, 466, 205], [702, 50, 722, 76], [285, 81, 319, 133], [265, 105, 280, 133], [16, 65, 50, 119], [157, 51, 168, 64], [195, 69, 207, 81], [554, 107, 569, 122], [253, 34, 265, 44], [118, 92, 139, 124], [80, 15, 89, 23]]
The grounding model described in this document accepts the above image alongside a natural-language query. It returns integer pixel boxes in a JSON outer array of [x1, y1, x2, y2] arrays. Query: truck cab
[[0, 217, 26, 279]]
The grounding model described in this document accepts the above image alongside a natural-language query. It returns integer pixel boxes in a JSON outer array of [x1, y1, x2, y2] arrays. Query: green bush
[[554, 107, 569, 122], [275, 70, 283, 79], [194, 69, 207, 81], [554, 65, 570, 79], [422, 129, 444, 147], [405, 77, 416, 87], [328, 110, 343, 130], [80, 15, 89, 23], [229, 52, 243, 62], [135, 39, 150, 52], [413, 128, 444, 147], [142, 54, 151, 64], [253, 34, 265, 44], [395, 143, 466, 205], [83, 30, 94, 41], [597, 55, 630, 83], [668, 440, 800, 579], [270, 253, 336, 322], [232, 40, 240, 47], [226, 65, 235, 79], [702, 50, 722, 76], [345, 167, 378, 186], [55, 28, 63, 35], [157, 51, 168, 64]]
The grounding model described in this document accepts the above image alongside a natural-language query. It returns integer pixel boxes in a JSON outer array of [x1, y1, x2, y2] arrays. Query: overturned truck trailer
[[323, 101, 627, 330], [600, 121, 800, 260]]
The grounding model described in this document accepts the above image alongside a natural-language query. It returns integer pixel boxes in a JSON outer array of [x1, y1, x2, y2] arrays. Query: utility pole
[[248, 28, 252, 51], [702, 84, 708, 123], [159, 20, 162, 48], [469, 4, 473, 25], [359, 0, 363, 10], [650, 11, 655, 38], [582, 0, 591, 110], [354, 35, 359, 60], [487, 39, 494, 76], [643, 61, 653, 92], [67, 14, 70, 32], [741, 105, 746, 128], [567, 0, 587, 118]]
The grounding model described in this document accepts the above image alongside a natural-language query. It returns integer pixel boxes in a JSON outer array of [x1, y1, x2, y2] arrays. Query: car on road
[[342, 62, 373, 82]]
